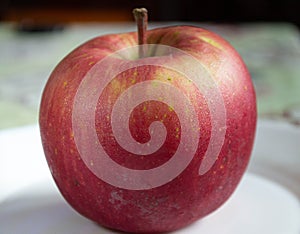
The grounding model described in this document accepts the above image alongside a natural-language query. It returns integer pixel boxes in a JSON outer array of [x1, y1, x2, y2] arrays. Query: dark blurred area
[[0, 0, 299, 27]]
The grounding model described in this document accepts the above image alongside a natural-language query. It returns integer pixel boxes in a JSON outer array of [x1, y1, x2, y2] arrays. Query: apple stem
[[133, 8, 148, 58]]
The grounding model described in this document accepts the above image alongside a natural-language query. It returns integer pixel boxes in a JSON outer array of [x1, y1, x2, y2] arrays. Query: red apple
[[39, 8, 256, 233]]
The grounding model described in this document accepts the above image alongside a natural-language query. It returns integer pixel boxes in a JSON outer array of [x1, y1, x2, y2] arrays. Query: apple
[[39, 8, 256, 233]]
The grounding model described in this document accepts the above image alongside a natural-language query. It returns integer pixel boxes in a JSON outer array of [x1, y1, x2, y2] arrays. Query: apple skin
[[39, 26, 256, 233]]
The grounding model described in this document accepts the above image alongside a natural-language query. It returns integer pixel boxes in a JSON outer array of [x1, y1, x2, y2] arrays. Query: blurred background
[[0, 0, 300, 129], [0, 0, 299, 26]]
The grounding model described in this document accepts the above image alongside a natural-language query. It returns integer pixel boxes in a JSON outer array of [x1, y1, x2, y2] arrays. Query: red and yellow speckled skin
[[39, 26, 256, 233]]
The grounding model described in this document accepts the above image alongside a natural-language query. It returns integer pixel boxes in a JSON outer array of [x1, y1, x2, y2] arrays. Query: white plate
[[0, 173, 299, 234], [249, 119, 300, 198], [0, 119, 300, 233]]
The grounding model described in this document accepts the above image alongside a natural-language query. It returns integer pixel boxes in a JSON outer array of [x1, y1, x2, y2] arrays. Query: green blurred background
[[0, 0, 300, 129]]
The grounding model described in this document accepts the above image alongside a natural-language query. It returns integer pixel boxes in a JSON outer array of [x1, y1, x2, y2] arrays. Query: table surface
[[0, 22, 300, 129]]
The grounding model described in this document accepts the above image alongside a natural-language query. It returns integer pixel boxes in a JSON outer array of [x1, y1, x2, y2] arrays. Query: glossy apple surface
[[39, 25, 256, 233]]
